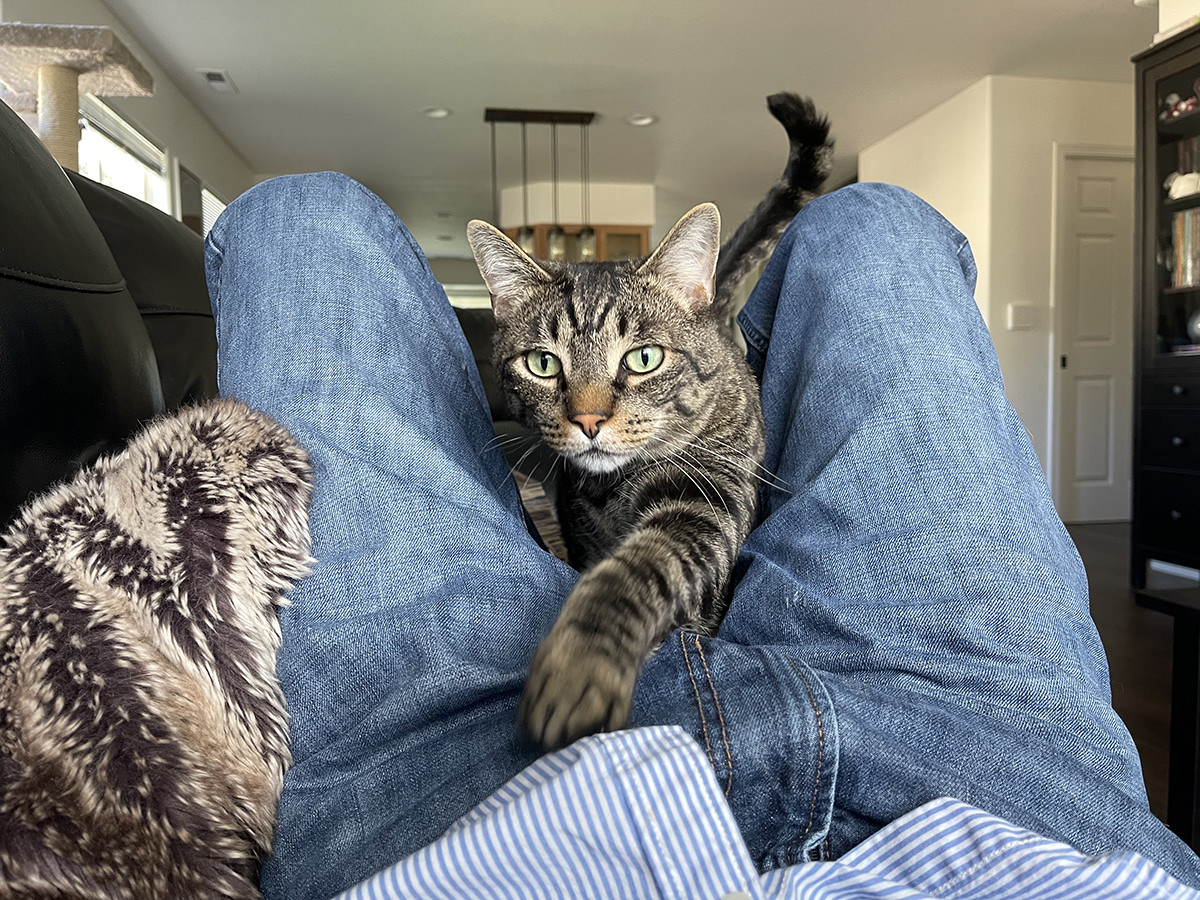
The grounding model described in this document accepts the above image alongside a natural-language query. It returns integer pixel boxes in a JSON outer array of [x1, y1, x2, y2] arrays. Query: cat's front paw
[[519, 627, 635, 750]]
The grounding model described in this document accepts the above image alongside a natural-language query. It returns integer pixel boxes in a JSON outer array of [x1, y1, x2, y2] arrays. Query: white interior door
[[1052, 150, 1134, 523]]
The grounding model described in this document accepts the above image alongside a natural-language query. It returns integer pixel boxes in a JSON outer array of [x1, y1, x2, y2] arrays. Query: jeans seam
[[679, 633, 717, 774], [692, 634, 733, 798], [785, 655, 827, 864], [740, 316, 769, 359]]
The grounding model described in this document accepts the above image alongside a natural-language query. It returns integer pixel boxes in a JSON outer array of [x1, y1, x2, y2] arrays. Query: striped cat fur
[[0, 398, 312, 899], [467, 93, 831, 750]]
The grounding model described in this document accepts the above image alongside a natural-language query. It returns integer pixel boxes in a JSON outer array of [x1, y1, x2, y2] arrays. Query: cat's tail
[[712, 93, 833, 323]]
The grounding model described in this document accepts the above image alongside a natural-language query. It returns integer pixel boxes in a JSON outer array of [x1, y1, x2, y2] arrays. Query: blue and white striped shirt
[[335, 725, 1196, 900]]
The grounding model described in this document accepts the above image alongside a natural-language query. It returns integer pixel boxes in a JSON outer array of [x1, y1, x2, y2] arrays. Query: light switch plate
[[1007, 302, 1035, 331]]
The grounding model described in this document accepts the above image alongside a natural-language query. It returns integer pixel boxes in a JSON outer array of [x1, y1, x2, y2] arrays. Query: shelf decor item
[[1171, 207, 1200, 287]]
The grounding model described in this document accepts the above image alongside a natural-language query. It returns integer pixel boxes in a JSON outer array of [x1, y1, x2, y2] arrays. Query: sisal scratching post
[[0, 23, 153, 171], [37, 64, 79, 171]]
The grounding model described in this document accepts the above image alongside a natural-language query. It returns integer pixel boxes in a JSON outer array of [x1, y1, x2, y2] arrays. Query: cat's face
[[490, 264, 716, 475], [468, 205, 728, 475]]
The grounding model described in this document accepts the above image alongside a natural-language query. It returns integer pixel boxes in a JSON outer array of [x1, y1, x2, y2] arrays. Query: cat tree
[[0, 23, 152, 170]]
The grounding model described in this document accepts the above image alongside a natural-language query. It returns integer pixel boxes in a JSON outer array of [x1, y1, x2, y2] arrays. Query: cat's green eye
[[525, 350, 562, 378], [623, 345, 665, 374]]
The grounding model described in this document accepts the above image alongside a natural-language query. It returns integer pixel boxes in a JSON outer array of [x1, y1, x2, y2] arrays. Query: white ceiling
[[99, 0, 1161, 259]]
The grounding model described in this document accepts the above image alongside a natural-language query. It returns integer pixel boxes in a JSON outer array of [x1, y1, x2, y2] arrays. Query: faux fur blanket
[[0, 398, 312, 899]]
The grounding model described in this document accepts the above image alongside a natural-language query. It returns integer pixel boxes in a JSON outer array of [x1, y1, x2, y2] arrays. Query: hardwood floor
[[1068, 521, 1176, 822]]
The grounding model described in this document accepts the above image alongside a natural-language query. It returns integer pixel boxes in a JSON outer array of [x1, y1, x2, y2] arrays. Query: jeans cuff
[[634, 636, 839, 868]]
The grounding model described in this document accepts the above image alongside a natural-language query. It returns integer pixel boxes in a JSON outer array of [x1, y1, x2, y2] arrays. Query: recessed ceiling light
[[625, 113, 657, 127], [423, 106, 452, 119]]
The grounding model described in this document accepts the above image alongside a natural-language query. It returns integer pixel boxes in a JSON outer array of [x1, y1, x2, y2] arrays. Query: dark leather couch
[[0, 98, 546, 530], [0, 97, 205, 526]]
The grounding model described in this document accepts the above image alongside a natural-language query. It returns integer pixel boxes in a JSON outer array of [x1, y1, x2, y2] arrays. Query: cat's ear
[[638, 203, 721, 311], [467, 220, 552, 318]]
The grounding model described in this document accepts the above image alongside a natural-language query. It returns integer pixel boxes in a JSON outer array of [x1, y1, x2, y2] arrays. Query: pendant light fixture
[[546, 123, 566, 261], [484, 107, 595, 260], [578, 120, 597, 262], [489, 119, 499, 225], [516, 122, 536, 255]]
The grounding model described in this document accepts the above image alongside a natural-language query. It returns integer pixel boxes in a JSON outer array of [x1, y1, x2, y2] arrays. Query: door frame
[[1048, 142, 1135, 520]]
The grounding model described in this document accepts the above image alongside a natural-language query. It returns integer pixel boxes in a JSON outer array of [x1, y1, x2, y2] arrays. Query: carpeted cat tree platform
[[0, 22, 152, 170]]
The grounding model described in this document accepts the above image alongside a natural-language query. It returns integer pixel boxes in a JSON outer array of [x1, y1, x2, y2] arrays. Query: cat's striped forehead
[[510, 259, 682, 352]]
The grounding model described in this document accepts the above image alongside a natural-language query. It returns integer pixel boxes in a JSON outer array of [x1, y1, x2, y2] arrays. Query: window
[[77, 95, 170, 213], [74, 95, 229, 235], [179, 165, 227, 237], [201, 187, 227, 235]]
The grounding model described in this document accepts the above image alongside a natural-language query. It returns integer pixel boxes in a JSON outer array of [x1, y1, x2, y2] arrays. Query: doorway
[[1050, 146, 1134, 523]]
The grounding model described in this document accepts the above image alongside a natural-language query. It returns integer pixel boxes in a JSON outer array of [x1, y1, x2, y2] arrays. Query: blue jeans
[[205, 174, 1200, 900]]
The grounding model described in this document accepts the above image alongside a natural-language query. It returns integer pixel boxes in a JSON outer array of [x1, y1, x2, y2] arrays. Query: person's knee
[[207, 170, 434, 300], [793, 182, 944, 238], [218, 172, 396, 237], [779, 181, 975, 286], [252, 170, 361, 198], [205, 170, 436, 328]]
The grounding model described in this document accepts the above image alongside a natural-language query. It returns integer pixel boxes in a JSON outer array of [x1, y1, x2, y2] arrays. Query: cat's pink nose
[[570, 412, 608, 440]]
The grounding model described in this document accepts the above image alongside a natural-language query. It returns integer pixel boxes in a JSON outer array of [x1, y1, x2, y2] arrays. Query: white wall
[[857, 75, 1133, 473], [1161, 0, 1200, 35], [498, 182, 655, 230], [859, 77, 993, 321], [989, 76, 1133, 472], [1, 0, 256, 204]]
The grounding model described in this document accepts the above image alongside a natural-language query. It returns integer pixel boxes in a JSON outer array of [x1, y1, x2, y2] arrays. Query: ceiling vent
[[198, 69, 238, 94]]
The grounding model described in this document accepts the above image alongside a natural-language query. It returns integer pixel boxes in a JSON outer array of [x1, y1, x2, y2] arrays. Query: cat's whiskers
[[507, 440, 552, 484], [478, 431, 532, 457], [684, 434, 792, 494], [483, 431, 566, 489], [680, 456, 734, 522], [528, 441, 563, 488], [648, 432, 763, 487], [645, 436, 732, 524], [667, 455, 725, 525], [545, 452, 563, 486]]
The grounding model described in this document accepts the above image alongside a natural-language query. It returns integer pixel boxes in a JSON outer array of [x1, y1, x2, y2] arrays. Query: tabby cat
[[467, 93, 832, 749]]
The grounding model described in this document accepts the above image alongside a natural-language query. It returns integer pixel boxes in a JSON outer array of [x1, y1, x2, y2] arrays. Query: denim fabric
[[206, 174, 1200, 900]]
